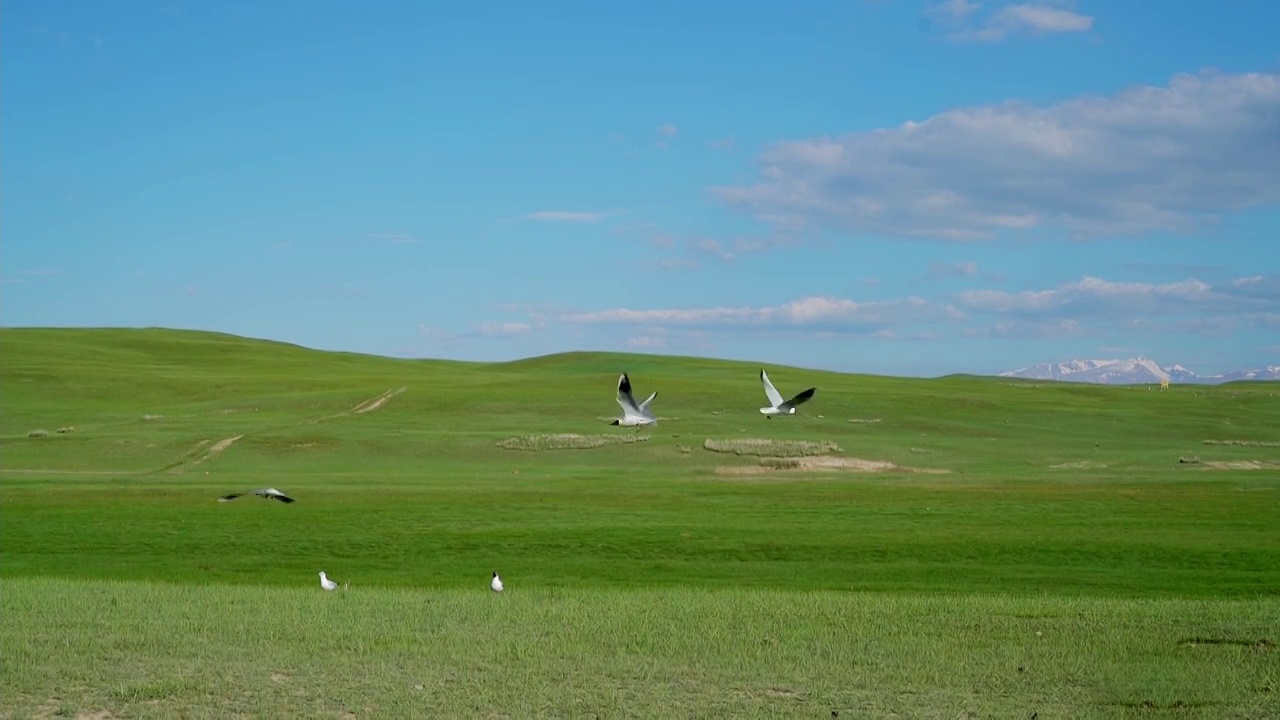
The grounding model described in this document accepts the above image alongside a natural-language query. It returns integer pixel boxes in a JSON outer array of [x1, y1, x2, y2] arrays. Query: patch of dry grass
[[496, 433, 652, 451], [1203, 460, 1280, 470], [1050, 460, 1109, 470], [1203, 439, 1280, 447], [702, 438, 841, 457]]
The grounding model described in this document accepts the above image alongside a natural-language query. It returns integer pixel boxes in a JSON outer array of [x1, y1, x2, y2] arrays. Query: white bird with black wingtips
[[217, 487, 295, 503], [609, 372, 657, 426], [490, 571, 504, 593], [758, 369, 817, 418]]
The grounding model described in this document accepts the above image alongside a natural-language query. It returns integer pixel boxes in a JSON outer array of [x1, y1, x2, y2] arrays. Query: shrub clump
[[702, 438, 841, 457], [27, 429, 50, 438], [497, 433, 651, 451], [56, 426, 76, 434]]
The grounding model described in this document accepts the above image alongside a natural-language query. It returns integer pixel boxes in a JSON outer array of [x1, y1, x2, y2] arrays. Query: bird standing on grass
[[319, 571, 339, 591], [490, 571, 504, 593]]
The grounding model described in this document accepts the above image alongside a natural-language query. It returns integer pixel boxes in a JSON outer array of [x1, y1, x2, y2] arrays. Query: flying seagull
[[490, 570, 504, 593], [610, 372, 657, 426], [319, 570, 338, 591], [759, 369, 816, 418], [217, 487, 295, 503]]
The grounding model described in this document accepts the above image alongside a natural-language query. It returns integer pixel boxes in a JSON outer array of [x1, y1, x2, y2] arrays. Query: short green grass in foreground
[[4, 578, 1278, 718], [2, 328, 1279, 716]]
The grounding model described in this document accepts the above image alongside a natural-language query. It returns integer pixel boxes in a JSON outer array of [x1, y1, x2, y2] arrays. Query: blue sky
[[4, 0, 1279, 377]]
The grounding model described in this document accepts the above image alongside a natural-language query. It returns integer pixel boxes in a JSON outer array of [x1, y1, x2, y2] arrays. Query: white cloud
[[649, 233, 675, 249], [561, 295, 961, 332], [626, 335, 668, 350], [961, 3, 1094, 41], [477, 322, 533, 338], [714, 70, 1280, 240], [536, 273, 1279, 344], [709, 137, 736, 151], [927, 0, 981, 22], [694, 238, 735, 262], [657, 123, 679, 138], [956, 276, 1278, 316], [964, 319, 1086, 339], [521, 211, 608, 223]]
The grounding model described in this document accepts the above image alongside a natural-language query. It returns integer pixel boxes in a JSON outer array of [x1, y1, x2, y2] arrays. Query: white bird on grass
[[610, 372, 657, 426], [319, 570, 339, 591], [217, 487, 295, 503], [759, 369, 817, 418], [490, 571, 504, 593]]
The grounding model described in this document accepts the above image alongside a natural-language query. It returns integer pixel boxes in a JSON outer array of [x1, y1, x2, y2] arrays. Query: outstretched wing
[[637, 391, 657, 414], [780, 387, 816, 411], [256, 488, 295, 503], [217, 494, 243, 502], [616, 373, 640, 412], [615, 373, 649, 422], [760, 369, 785, 408]]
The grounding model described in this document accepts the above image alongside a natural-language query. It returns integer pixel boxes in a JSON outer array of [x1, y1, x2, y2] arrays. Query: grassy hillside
[[3, 327, 1279, 717], [3, 327, 1277, 595]]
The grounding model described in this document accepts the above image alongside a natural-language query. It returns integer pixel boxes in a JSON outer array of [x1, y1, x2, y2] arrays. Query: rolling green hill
[[3, 327, 1279, 717], [3, 326, 1277, 595]]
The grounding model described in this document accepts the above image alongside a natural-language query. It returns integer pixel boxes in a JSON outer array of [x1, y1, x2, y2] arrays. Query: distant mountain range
[[999, 358, 1280, 385]]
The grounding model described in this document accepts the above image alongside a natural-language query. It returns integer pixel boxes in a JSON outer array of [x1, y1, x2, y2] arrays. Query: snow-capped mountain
[[999, 359, 1280, 385]]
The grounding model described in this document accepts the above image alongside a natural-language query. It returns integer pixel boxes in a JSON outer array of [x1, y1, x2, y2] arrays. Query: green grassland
[[2, 327, 1278, 717]]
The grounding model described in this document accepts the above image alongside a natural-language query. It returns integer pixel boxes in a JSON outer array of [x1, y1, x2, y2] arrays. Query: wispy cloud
[[927, 1, 1095, 42], [654, 234, 802, 267], [654, 123, 679, 149], [709, 137, 736, 151], [495, 272, 1279, 346], [926, 0, 981, 22], [929, 260, 980, 277], [955, 276, 1279, 317], [521, 211, 609, 223], [963, 319, 1086, 339], [477, 321, 534, 338], [714, 70, 1280, 240], [928, 260, 1004, 282], [693, 238, 735, 262], [659, 258, 699, 271], [964, 3, 1094, 41], [561, 295, 960, 333], [627, 335, 668, 350]]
